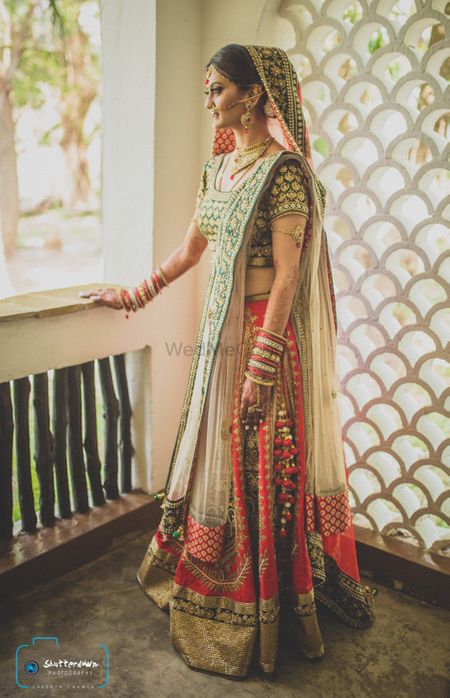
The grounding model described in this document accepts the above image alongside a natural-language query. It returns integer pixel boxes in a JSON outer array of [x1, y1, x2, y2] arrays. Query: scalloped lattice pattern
[[279, 0, 449, 555]]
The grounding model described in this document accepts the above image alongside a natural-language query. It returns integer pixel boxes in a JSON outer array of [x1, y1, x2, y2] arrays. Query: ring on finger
[[247, 404, 261, 415]]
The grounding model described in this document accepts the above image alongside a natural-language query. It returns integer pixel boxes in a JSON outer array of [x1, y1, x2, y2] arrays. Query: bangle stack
[[120, 266, 170, 313], [244, 325, 287, 387]]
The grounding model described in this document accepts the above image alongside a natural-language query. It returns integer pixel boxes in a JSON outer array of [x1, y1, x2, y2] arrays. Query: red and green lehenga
[[137, 45, 375, 678], [137, 295, 375, 677]]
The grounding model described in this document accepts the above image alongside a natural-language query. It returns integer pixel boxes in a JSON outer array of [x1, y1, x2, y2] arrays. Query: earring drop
[[240, 101, 254, 134]]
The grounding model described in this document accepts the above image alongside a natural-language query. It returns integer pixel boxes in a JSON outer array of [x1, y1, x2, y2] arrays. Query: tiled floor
[[1, 530, 448, 697]]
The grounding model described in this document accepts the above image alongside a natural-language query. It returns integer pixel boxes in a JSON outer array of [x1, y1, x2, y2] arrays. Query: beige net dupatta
[[161, 46, 351, 559], [243, 45, 352, 535], [165, 209, 251, 559]]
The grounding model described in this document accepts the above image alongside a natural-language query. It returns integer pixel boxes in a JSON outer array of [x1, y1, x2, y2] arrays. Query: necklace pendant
[[230, 173, 235, 180]]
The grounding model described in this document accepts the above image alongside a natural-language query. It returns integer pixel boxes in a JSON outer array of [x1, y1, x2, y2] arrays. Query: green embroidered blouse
[[194, 154, 311, 267]]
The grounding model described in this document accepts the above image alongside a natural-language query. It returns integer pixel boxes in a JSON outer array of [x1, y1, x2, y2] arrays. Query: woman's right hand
[[79, 287, 123, 310]]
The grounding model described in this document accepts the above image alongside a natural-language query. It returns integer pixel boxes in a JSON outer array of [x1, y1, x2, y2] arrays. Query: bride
[[83, 43, 375, 679]]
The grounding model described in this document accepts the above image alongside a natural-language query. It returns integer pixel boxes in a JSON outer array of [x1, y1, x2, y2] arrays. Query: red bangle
[[120, 289, 132, 311], [255, 339, 283, 355], [257, 335, 286, 349], [143, 278, 153, 301], [133, 287, 144, 308], [152, 270, 164, 293], [249, 353, 279, 369], [247, 365, 275, 380]]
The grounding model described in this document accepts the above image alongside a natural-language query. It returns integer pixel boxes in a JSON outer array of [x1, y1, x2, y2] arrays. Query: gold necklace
[[230, 136, 274, 178], [218, 156, 250, 191]]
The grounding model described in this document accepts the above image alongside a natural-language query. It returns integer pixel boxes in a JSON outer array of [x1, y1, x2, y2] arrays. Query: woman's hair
[[206, 43, 268, 109]]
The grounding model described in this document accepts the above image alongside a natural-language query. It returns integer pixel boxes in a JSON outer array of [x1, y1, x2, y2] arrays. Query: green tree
[[0, 0, 99, 258]]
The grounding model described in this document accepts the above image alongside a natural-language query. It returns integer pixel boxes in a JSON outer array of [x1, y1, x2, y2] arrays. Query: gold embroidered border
[[170, 606, 256, 677], [136, 539, 179, 611], [258, 597, 280, 674], [292, 590, 317, 617], [306, 531, 376, 628], [172, 583, 257, 619]]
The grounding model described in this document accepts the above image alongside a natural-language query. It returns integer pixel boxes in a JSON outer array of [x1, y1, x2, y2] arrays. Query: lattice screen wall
[[278, 0, 449, 554]]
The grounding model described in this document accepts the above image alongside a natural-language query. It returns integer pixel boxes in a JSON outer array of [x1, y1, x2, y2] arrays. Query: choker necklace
[[230, 136, 274, 178]]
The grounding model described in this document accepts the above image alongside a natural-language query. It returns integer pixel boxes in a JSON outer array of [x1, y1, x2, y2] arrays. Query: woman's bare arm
[[159, 219, 208, 282], [262, 212, 308, 334], [81, 219, 208, 307]]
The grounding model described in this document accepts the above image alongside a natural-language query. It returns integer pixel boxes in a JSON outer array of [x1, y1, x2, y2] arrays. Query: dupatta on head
[[160, 45, 351, 554]]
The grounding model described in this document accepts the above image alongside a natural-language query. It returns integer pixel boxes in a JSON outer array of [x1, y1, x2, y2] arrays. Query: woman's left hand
[[240, 377, 272, 428]]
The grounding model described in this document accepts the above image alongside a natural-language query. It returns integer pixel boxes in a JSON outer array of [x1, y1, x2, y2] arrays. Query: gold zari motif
[[194, 157, 311, 268]]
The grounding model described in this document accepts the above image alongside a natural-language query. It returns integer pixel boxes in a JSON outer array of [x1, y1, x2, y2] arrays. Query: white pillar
[[100, 0, 203, 492]]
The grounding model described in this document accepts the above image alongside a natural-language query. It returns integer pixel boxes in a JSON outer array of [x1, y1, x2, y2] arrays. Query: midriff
[[245, 266, 275, 296]]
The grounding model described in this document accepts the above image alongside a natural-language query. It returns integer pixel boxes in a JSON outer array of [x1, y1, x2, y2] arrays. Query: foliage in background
[[0, 0, 100, 257]]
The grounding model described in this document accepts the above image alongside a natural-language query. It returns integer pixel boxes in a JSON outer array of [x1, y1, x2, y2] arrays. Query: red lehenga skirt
[[137, 294, 375, 678]]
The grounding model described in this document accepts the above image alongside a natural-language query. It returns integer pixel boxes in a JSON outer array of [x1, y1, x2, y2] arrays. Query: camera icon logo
[[24, 661, 39, 675]]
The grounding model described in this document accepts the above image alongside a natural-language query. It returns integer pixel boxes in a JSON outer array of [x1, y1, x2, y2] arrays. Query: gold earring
[[241, 100, 254, 133]]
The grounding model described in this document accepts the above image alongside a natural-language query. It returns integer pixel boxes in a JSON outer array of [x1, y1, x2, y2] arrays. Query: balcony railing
[[0, 284, 161, 597]]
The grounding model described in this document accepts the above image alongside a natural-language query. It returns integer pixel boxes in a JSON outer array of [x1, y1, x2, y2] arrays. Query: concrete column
[[100, 0, 203, 492]]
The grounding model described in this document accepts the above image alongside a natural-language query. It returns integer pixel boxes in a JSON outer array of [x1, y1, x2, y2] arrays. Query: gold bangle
[[248, 359, 277, 373], [137, 283, 148, 305], [252, 346, 282, 362], [256, 336, 285, 354], [158, 266, 169, 288], [244, 370, 274, 387], [147, 276, 158, 298], [256, 326, 287, 342]]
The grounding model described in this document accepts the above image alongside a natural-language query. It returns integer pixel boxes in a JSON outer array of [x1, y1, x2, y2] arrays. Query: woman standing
[[85, 44, 375, 679]]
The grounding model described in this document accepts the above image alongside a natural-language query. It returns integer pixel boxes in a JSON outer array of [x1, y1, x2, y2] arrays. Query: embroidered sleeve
[[194, 158, 214, 218], [194, 159, 210, 216], [267, 159, 310, 222]]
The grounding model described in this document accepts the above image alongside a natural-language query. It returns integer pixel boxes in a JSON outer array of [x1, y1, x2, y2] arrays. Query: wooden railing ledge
[[0, 283, 124, 323]]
